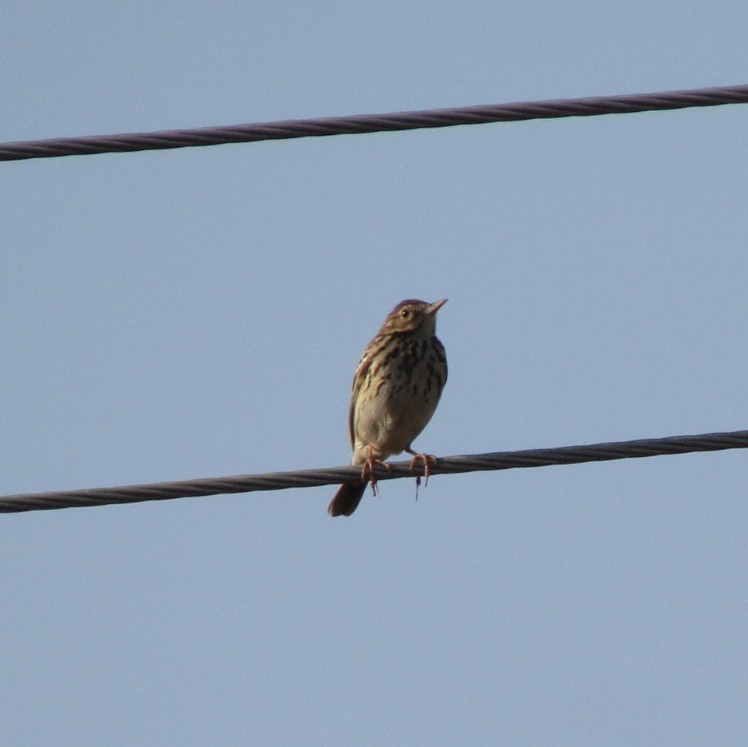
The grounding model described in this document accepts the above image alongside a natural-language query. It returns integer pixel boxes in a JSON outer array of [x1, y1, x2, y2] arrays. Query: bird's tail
[[328, 482, 367, 517]]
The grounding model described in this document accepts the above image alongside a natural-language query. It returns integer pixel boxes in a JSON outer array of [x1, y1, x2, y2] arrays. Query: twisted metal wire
[[2, 84, 747, 162], [2, 429, 746, 513]]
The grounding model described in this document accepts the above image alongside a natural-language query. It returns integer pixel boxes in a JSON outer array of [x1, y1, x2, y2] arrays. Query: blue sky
[[2, 3, 748, 745]]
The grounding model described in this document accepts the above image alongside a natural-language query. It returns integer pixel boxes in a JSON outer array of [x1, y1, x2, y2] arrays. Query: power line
[[2, 83, 747, 163], [1, 429, 746, 514]]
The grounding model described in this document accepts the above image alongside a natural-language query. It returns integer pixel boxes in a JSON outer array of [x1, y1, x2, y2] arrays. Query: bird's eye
[[401, 308, 410, 318]]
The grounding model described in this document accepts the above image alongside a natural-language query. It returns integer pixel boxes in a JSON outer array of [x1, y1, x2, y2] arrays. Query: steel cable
[[2, 84, 747, 162], [1, 429, 746, 513]]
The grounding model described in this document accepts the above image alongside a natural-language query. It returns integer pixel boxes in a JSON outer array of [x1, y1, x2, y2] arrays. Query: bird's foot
[[407, 451, 438, 488], [361, 450, 391, 496]]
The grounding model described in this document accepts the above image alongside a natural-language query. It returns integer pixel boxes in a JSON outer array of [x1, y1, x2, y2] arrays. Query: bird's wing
[[347, 342, 376, 448]]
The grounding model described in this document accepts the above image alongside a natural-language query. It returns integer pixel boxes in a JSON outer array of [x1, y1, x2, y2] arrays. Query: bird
[[328, 298, 448, 517]]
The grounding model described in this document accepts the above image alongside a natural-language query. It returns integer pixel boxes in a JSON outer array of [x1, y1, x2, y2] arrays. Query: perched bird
[[328, 299, 448, 517]]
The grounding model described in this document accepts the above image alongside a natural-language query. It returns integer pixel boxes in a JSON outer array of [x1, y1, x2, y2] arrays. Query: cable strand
[[2, 429, 746, 513], [2, 84, 747, 162]]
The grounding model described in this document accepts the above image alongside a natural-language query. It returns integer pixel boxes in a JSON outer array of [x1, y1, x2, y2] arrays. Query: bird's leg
[[361, 445, 391, 496], [406, 448, 438, 487]]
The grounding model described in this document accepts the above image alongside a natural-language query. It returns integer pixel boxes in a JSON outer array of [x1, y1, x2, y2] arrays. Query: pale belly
[[351, 379, 442, 464]]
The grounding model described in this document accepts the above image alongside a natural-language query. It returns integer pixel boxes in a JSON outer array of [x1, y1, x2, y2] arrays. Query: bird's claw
[[361, 453, 391, 496], [408, 452, 438, 487]]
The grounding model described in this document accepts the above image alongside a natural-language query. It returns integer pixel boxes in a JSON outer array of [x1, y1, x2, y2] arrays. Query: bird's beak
[[426, 299, 447, 315]]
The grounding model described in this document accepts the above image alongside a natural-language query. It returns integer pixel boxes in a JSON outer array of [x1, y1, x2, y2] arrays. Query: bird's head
[[379, 298, 447, 336]]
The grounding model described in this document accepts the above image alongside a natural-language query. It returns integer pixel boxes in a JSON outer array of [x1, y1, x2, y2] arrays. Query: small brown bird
[[328, 299, 448, 517]]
